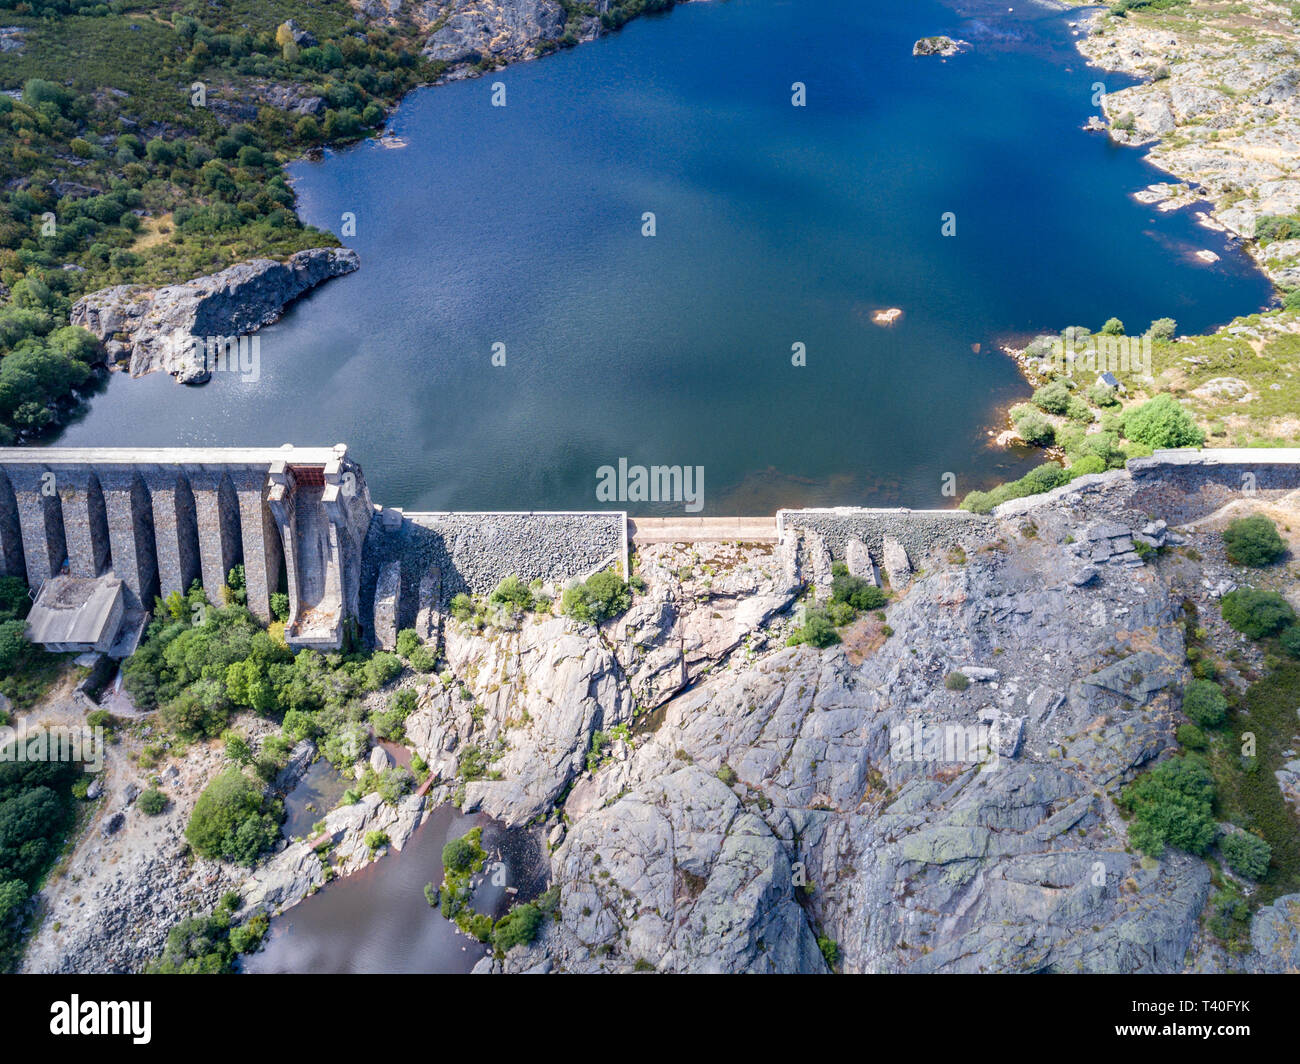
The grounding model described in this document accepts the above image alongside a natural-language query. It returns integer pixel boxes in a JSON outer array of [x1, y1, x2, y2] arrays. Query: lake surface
[[52, 0, 1274, 512], [244, 805, 548, 974]]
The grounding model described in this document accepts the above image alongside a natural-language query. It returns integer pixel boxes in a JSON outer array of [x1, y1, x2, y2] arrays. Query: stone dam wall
[[4, 445, 1298, 649]]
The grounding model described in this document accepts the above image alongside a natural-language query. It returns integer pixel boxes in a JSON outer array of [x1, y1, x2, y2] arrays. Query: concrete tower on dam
[[0, 445, 373, 650]]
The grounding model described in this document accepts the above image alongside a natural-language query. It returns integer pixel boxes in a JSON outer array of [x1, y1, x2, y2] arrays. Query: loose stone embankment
[[361, 510, 626, 646]]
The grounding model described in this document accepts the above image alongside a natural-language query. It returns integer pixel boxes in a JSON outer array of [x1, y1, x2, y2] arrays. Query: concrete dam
[[3, 445, 1297, 653], [0, 446, 375, 648], [0, 445, 627, 651]]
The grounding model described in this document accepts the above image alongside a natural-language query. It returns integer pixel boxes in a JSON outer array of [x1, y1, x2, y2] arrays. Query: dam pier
[[0, 446, 372, 650]]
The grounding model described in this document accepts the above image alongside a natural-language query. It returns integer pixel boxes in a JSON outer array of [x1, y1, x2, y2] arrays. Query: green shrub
[[0, 620, 26, 673], [1182, 679, 1228, 727], [817, 935, 839, 967], [1280, 626, 1300, 658], [829, 562, 887, 612], [449, 593, 475, 622], [959, 463, 1070, 514], [786, 607, 839, 648], [361, 651, 402, 690], [138, 788, 168, 816], [944, 672, 969, 691], [1031, 379, 1073, 415], [1120, 394, 1205, 448], [561, 569, 631, 625], [1220, 831, 1271, 880], [826, 600, 856, 627], [269, 592, 289, 622], [1119, 755, 1217, 857], [1175, 723, 1207, 750], [184, 767, 279, 866], [364, 829, 389, 855], [1147, 317, 1177, 340], [1220, 589, 1296, 639], [488, 575, 534, 611], [491, 902, 543, 952], [147, 897, 245, 974], [228, 912, 268, 955], [395, 628, 421, 658], [1100, 317, 1124, 336], [1012, 408, 1055, 446], [1086, 384, 1121, 409], [373, 767, 413, 805], [1067, 455, 1107, 478], [442, 829, 486, 875], [1255, 213, 1300, 245], [1222, 515, 1285, 567], [1205, 886, 1250, 945]]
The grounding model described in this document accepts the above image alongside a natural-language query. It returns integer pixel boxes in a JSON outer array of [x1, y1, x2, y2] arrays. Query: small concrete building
[[24, 574, 126, 654]]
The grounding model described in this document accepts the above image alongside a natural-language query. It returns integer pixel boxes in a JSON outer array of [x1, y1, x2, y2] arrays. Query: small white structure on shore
[[1095, 371, 1125, 394]]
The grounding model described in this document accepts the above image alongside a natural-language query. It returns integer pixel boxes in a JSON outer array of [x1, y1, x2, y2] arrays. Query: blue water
[[53, 0, 1274, 512]]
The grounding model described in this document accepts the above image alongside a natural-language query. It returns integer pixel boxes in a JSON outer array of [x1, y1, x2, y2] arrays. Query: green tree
[[491, 902, 542, 952], [184, 767, 279, 865], [1220, 831, 1271, 880], [830, 562, 887, 612], [1120, 755, 1217, 857], [138, 788, 168, 816], [1120, 394, 1205, 448], [1220, 589, 1296, 639], [1012, 407, 1055, 446], [787, 607, 839, 648], [1222, 515, 1285, 567], [1181, 679, 1227, 727]]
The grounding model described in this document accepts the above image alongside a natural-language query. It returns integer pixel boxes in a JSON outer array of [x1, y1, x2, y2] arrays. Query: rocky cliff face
[[455, 467, 1299, 974], [70, 247, 360, 384]]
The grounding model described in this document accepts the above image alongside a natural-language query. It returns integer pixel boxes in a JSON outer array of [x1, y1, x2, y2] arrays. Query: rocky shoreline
[[70, 247, 359, 384], [59, 2, 704, 391], [1071, 2, 1300, 294]]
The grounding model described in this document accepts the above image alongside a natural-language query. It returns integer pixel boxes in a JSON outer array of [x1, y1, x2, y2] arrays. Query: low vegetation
[[146, 892, 267, 973], [436, 827, 549, 955], [1221, 515, 1286, 568]]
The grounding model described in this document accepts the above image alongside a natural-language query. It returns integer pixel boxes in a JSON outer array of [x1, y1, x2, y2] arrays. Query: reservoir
[[51, 0, 1274, 512]]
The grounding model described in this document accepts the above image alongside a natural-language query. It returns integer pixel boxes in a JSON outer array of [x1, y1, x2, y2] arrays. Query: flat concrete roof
[[0, 445, 347, 467], [25, 574, 123, 647]]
